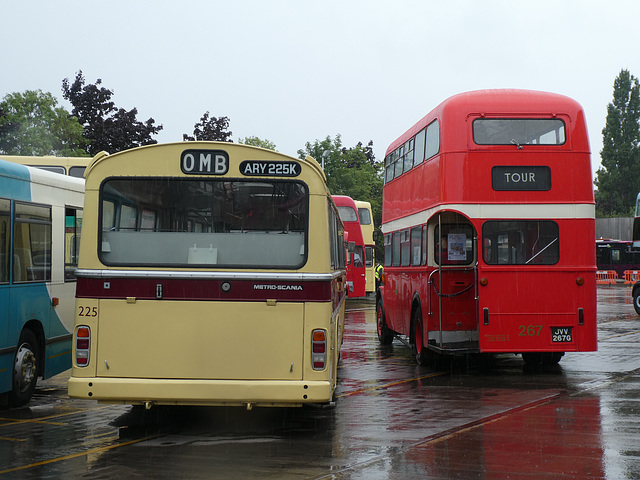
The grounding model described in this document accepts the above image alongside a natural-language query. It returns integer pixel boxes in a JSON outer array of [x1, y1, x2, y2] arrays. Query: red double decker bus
[[333, 195, 367, 297], [377, 89, 597, 366]]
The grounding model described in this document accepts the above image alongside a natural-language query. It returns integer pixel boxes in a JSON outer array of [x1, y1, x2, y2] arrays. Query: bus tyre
[[522, 352, 563, 366], [634, 288, 640, 315], [411, 308, 429, 366], [10, 330, 39, 407], [376, 301, 394, 345]]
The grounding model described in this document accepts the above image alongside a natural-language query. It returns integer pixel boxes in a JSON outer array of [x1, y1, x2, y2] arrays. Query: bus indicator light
[[77, 327, 90, 337]]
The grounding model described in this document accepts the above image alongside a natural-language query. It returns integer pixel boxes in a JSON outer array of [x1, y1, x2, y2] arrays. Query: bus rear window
[[99, 178, 308, 268], [473, 119, 565, 146], [337, 206, 358, 222], [482, 221, 559, 265]]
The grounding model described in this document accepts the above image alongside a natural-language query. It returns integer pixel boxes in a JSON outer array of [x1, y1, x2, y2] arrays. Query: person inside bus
[[508, 230, 525, 264]]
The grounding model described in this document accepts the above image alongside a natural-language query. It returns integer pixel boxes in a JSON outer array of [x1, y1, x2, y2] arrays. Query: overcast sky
[[3, 1, 640, 177]]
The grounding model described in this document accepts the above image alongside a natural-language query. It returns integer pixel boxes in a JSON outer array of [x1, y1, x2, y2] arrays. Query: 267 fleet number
[[518, 325, 543, 337]]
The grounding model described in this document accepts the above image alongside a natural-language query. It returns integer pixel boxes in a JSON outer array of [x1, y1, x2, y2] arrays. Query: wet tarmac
[[2, 286, 640, 478]]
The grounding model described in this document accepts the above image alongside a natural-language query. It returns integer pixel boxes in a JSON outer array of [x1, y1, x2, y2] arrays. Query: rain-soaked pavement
[[2, 286, 640, 478]]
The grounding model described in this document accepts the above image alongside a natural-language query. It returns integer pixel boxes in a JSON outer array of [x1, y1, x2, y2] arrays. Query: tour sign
[[239, 160, 301, 177], [491, 165, 551, 191], [181, 149, 229, 175]]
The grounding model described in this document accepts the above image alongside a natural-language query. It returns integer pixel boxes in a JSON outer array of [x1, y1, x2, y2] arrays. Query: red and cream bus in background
[[376, 90, 597, 366], [333, 195, 367, 297], [68, 142, 347, 408], [355, 200, 376, 295]]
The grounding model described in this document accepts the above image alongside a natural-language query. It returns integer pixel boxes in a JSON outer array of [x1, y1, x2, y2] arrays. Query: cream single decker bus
[[68, 142, 347, 409]]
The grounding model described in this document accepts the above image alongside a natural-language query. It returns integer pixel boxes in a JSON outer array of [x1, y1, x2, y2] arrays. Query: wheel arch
[[410, 292, 424, 344], [21, 319, 45, 377]]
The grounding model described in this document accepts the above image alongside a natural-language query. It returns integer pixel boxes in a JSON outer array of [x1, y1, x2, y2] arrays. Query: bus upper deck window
[[473, 119, 566, 146]]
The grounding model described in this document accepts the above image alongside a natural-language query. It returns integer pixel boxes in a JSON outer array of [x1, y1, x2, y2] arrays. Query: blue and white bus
[[0, 159, 84, 406]]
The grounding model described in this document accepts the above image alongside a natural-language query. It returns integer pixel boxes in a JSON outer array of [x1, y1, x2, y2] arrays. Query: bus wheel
[[10, 330, 39, 407], [376, 301, 394, 345], [411, 308, 429, 366], [544, 352, 564, 365], [522, 352, 541, 366], [522, 352, 563, 366], [634, 289, 640, 315]]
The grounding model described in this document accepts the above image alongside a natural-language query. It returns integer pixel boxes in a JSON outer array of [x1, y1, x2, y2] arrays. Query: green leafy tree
[[238, 136, 276, 151], [298, 135, 383, 258], [595, 69, 640, 216], [0, 90, 87, 156], [62, 71, 163, 155], [183, 112, 232, 142]]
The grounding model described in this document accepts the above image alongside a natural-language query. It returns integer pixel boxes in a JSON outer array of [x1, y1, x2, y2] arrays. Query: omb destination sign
[[491, 165, 551, 191], [181, 149, 229, 175]]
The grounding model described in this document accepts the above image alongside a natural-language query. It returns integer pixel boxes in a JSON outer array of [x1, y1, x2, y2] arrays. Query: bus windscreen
[[100, 178, 308, 268]]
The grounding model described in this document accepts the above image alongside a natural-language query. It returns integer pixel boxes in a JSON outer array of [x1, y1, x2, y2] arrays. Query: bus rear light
[[75, 326, 91, 367], [483, 307, 489, 325], [578, 307, 584, 325], [76, 352, 89, 366], [312, 329, 327, 370]]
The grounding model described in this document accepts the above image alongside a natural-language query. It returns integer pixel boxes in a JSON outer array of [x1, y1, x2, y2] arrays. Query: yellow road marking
[[0, 435, 158, 475], [0, 404, 113, 429], [337, 371, 447, 398], [600, 330, 640, 341]]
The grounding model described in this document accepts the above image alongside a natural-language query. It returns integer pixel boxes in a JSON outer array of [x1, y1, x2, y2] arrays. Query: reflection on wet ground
[[2, 287, 640, 478]]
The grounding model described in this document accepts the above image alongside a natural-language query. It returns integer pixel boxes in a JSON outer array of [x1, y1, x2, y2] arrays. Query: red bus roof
[[385, 89, 590, 157]]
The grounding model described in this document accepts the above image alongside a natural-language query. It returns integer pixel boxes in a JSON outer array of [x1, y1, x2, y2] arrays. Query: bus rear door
[[427, 213, 478, 352]]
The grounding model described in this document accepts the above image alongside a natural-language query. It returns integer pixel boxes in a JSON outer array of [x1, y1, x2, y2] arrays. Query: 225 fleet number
[[78, 306, 98, 317]]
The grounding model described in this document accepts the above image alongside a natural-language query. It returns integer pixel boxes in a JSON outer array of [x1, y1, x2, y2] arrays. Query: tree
[[298, 135, 381, 199], [62, 71, 163, 155], [238, 136, 276, 151], [595, 69, 640, 216], [183, 112, 232, 142], [298, 135, 384, 258], [0, 107, 20, 149], [0, 90, 87, 156]]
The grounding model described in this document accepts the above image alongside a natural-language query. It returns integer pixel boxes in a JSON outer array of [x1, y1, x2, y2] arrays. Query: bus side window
[[14, 202, 52, 282], [0, 199, 9, 284], [612, 249, 621, 263], [65, 207, 83, 281], [384, 234, 392, 267]]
